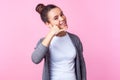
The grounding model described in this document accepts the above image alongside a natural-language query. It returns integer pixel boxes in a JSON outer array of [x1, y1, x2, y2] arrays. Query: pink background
[[0, 0, 120, 80]]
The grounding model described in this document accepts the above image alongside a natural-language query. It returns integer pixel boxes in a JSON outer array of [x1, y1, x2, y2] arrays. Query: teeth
[[60, 21, 65, 25]]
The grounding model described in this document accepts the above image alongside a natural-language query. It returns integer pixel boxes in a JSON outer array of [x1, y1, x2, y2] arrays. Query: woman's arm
[[31, 42, 48, 64], [31, 31, 55, 64], [78, 38, 87, 80], [31, 25, 65, 64]]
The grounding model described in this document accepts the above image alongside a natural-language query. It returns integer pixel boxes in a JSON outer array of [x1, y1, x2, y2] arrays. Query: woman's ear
[[45, 22, 52, 28]]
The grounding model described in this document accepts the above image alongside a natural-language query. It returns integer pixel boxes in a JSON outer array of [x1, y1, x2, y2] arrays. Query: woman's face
[[47, 7, 68, 29]]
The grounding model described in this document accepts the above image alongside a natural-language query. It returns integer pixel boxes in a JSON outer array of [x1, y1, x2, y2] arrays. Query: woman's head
[[36, 3, 68, 29]]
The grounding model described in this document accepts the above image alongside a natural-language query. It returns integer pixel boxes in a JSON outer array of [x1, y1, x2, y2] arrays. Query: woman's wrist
[[41, 31, 55, 47]]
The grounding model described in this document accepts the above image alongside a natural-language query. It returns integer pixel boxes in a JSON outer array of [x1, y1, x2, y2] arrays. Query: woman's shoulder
[[67, 32, 83, 51], [67, 32, 82, 45], [67, 32, 80, 40]]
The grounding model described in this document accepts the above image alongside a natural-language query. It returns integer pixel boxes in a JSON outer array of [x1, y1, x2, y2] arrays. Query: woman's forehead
[[47, 7, 62, 18]]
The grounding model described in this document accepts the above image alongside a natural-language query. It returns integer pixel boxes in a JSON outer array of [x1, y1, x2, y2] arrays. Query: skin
[[42, 7, 68, 47], [46, 7, 68, 30]]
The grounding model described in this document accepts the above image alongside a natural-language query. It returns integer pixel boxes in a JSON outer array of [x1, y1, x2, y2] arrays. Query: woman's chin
[[60, 25, 68, 30]]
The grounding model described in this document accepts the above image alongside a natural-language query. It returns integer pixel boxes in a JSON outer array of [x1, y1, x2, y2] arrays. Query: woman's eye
[[54, 16, 58, 20], [60, 14, 63, 16], [60, 13, 64, 16]]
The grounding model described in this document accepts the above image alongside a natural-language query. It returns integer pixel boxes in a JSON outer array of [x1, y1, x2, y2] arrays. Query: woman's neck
[[56, 31, 67, 37]]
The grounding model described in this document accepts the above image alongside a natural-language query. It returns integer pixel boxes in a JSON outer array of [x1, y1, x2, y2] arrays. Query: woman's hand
[[49, 25, 66, 35], [41, 25, 66, 47]]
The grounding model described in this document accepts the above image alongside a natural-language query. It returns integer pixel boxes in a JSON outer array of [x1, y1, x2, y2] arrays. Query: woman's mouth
[[60, 21, 67, 26]]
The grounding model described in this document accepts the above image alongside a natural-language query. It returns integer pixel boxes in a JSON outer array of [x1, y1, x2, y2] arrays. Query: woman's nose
[[59, 16, 64, 21]]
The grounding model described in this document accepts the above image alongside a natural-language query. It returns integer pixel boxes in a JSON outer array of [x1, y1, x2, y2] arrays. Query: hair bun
[[36, 3, 45, 14]]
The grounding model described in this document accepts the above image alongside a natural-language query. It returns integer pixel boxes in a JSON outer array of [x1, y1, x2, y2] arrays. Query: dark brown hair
[[36, 3, 57, 23]]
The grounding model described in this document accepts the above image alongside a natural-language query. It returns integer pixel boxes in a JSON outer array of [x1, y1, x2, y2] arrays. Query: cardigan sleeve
[[77, 38, 87, 80], [31, 38, 49, 64]]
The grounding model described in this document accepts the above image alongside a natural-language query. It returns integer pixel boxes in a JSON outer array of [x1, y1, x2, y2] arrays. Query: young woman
[[31, 3, 87, 80]]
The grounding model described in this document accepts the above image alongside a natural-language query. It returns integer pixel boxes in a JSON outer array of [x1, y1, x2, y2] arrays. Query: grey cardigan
[[31, 32, 87, 80]]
